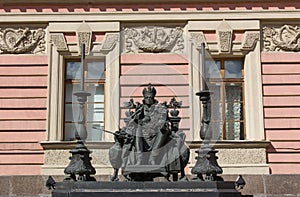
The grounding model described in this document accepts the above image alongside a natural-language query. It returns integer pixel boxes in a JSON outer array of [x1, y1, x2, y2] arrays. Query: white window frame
[[46, 22, 120, 142], [188, 20, 264, 141]]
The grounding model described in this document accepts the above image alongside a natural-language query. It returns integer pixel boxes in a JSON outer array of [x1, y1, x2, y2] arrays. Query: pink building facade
[[0, 0, 299, 196]]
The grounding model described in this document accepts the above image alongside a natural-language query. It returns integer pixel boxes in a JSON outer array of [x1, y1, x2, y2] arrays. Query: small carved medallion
[[263, 25, 300, 52], [0, 28, 45, 54], [124, 26, 184, 53]]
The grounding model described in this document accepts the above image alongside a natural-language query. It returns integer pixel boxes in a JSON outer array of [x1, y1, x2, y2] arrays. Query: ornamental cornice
[[0, 0, 279, 4]]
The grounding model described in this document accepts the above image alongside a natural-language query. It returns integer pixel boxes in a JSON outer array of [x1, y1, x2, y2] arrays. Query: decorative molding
[[263, 25, 300, 52], [100, 33, 118, 52], [190, 32, 207, 50], [241, 31, 260, 51], [188, 140, 270, 149], [0, 28, 45, 54], [124, 26, 184, 53], [217, 20, 233, 54], [76, 22, 92, 55], [50, 33, 68, 52]]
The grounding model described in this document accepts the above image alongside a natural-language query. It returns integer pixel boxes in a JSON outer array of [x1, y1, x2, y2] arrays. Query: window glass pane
[[66, 62, 81, 79], [87, 84, 104, 103], [86, 123, 104, 142], [65, 104, 79, 122], [208, 83, 223, 140], [65, 83, 80, 103], [87, 62, 105, 79], [226, 121, 242, 140], [225, 83, 244, 140], [225, 83, 243, 121], [205, 60, 221, 78], [87, 103, 104, 122], [208, 83, 221, 102], [211, 121, 223, 140], [224, 60, 242, 78], [225, 83, 242, 102], [64, 123, 76, 141]]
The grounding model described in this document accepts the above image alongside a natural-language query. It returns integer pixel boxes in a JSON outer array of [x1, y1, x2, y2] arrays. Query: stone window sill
[[41, 140, 270, 150], [187, 140, 270, 149], [40, 141, 113, 150]]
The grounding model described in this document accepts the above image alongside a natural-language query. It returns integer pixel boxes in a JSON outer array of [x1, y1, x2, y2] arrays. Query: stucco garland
[[0, 28, 45, 54]]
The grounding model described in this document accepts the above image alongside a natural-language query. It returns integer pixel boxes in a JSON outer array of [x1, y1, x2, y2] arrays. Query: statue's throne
[[109, 84, 190, 181]]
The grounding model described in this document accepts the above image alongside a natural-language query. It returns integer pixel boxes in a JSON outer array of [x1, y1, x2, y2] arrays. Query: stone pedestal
[[52, 181, 242, 197]]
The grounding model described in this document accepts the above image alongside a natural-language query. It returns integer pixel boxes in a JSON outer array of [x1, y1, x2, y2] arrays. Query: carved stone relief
[[124, 26, 184, 53], [217, 20, 233, 54], [241, 31, 260, 51], [76, 22, 92, 55], [50, 33, 68, 52], [77, 32, 92, 55], [100, 33, 118, 52], [263, 25, 300, 52], [0, 28, 45, 54], [190, 32, 207, 50]]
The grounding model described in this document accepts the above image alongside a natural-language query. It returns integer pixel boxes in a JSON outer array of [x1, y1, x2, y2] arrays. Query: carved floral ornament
[[263, 25, 300, 52], [124, 26, 184, 53], [0, 28, 45, 54]]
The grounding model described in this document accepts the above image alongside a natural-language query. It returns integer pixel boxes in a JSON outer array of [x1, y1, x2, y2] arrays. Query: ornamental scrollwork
[[0, 28, 45, 54], [241, 31, 260, 51], [77, 31, 92, 55], [190, 32, 207, 50], [124, 26, 184, 53], [100, 33, 118, 52], [50, 33, 68, 52], [218, 30, 232, 53], [263, 25, 300, 52]]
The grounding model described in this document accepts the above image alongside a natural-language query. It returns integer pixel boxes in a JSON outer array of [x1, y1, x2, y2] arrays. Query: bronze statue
[[109, 83, 190, 181]]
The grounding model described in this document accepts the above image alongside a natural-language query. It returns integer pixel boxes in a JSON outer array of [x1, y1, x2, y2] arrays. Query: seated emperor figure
[[126, 84, 170, 166]]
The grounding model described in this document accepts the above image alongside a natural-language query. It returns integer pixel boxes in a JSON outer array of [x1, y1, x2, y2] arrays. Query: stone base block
[[52, 181, 242, 197]]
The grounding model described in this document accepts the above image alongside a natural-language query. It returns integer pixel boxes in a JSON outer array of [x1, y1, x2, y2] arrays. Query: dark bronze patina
[[109, 83, 190, 181]]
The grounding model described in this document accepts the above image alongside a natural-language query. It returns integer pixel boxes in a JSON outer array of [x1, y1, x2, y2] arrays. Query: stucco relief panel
[[50, 33, 68, 52], [241, 31, 260, 51], [0, 27, 46, 54], [124, 26, 184, 53], [263, 25, 300, 52]]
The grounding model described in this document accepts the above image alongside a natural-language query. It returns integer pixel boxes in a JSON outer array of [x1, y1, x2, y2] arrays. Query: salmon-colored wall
[[262, 52, 300, 174], [0, 56, 48, 175]]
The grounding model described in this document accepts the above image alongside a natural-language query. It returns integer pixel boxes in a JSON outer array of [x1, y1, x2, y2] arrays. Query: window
[[205, 59, 245, 140], [64, 60, 105, 141]]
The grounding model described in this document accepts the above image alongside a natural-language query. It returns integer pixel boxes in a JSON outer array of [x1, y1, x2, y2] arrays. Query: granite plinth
[[52, 181, 242, 197]]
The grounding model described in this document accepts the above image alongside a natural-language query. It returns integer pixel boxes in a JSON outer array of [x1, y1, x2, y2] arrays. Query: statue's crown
[[142, 83, 156, 97]]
